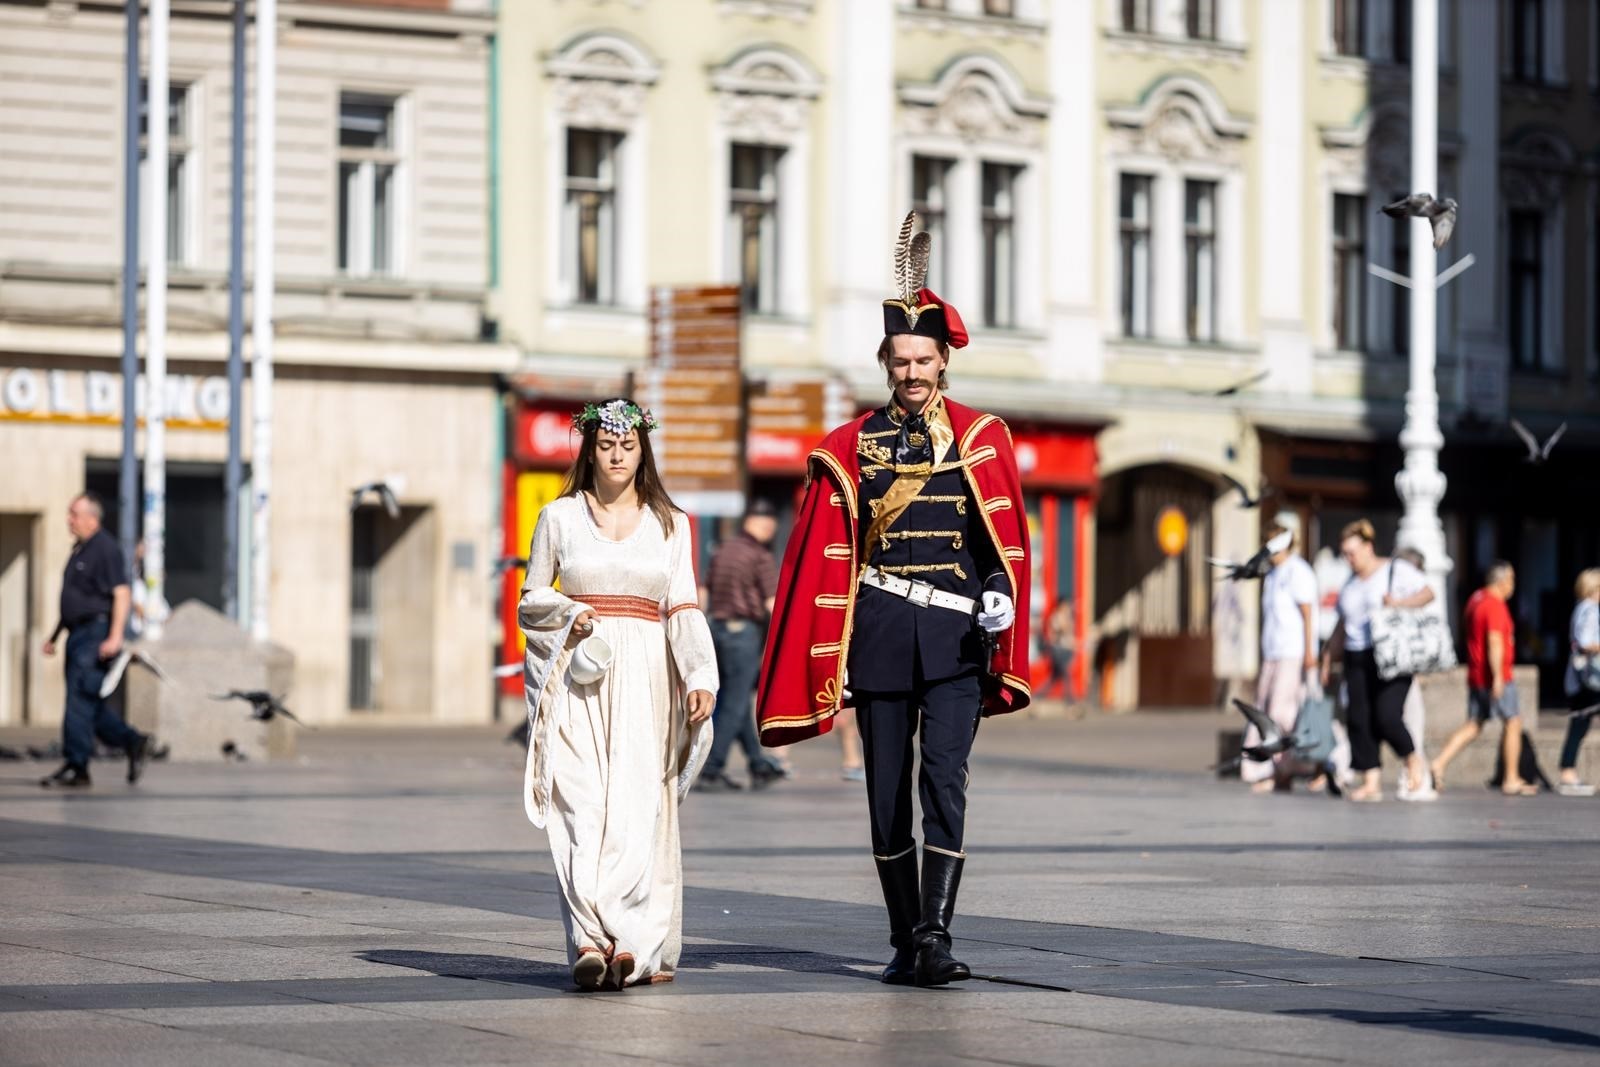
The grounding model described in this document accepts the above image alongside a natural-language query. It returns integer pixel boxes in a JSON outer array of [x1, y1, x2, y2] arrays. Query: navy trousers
[[706, 620, 779, 775], [62, 619, 141, 768], [854, 667, 982, 857]]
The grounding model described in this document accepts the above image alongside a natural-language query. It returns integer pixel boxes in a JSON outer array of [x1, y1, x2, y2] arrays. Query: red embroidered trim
[[666, 602, 701, 618], [574, 594, 663, 622]]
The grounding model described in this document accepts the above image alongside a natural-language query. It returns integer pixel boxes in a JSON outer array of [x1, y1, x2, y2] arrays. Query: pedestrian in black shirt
[[40, 494, 153, 788]]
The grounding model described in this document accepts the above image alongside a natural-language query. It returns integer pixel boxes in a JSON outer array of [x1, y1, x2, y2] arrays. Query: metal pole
[[223, 0, 246, 621], [118, 0, 141, 574], [142, 0, 171, 640], [250, 0, 277, 641], [1395, 0, 1452, 586]]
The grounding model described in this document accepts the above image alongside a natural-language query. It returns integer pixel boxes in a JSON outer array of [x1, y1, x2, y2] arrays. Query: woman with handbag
[[517, 398, 718, 989], [1320, 519, 1436, 802], [1557, 568, 1600, 797]]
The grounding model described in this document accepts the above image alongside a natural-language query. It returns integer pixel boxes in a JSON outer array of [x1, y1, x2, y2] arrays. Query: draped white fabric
[[517, 496, 715, 982]]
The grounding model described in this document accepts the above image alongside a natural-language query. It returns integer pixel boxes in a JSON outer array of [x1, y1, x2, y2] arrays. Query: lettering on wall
[[0, 368, 230, 429]]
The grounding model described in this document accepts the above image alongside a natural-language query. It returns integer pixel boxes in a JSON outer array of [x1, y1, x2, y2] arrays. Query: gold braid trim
[[814, 594, 850, 610], [881, 529, 964, 551], [877, 562, 969, 580], [824, 544, 852, 560]]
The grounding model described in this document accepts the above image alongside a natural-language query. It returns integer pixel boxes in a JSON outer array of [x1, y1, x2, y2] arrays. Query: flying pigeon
[[1209, 530, 1293, 582], [1232, 698, 1293, 762], [211, 689, 305, 726], [1509, 419, 1566, 464], [1221, 473, 1268, 510], [1379, 192, 1458, 250], [350, 481, 401, 520], [1191, 370, 1269, 398], [492, 556, 528, 578]]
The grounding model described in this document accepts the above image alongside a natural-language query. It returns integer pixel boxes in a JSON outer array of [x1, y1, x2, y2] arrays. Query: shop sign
[[747, 378, 851, 474], [632, 365, 745, 516], [513, 406, 582, 467], [1011, 428, 1097, 491], [0, 366, 230, 429]]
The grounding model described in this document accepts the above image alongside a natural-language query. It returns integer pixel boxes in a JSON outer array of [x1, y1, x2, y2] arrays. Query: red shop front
[[1008, 421, 1099, 703]]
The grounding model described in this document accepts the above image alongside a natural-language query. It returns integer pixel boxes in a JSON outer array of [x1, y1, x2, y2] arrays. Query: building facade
[[0, 0, 511, 727], [494, 0, 1600, 709]]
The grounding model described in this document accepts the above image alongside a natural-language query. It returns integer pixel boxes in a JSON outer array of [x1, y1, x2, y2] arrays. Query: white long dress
[[517, 495, 716, 984]]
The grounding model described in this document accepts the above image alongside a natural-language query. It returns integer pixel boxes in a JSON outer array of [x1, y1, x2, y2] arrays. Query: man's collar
[[887, 390, 944, 425]]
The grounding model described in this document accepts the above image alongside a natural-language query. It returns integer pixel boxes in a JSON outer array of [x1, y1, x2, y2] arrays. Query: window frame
[[139, 79, 196, 268], [1119, 172, 1155, 340], [911, 154, 955, 295], [729, 142, 785, 316], [337, 91, 403, 278], [1332, 0, 1365, 57], [563, 128, 622, 306], [980, 161, 1021, 330], [1331, 192, 1366, 352], [1183, 179, 1217, 343]]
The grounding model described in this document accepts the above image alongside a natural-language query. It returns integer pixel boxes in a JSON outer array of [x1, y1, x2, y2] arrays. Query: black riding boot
[[874, 849, 920, 984], [913, 849, 971, 987]]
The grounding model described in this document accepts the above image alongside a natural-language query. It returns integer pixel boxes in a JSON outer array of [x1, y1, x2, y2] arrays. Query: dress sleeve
[[666, 512, 719, 695], [517, 505, 583, 636]]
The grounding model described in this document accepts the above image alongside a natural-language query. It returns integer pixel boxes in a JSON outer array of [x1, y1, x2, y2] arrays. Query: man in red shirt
[[1431, 562, 1535, 794]]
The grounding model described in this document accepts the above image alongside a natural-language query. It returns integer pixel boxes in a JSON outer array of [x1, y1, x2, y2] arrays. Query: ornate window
[[1501, 129, 1573, 374], [1105, 76, 1248, 345], [544, 32, 660, 309], [899, 54, 1049, 335], [709, 46, 822, 319]]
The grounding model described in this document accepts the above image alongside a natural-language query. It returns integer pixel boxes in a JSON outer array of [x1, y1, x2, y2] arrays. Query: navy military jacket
[[846, 404, 1011, 692]]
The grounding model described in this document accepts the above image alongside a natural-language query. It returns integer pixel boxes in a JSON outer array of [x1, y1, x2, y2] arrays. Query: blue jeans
[[62, 619, 142, 767], [706, 620, 777, 776], [1561, 691, 1595, 771]]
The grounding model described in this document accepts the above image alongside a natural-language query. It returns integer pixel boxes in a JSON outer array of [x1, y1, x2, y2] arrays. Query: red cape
[[757, 398, 1032, 747]]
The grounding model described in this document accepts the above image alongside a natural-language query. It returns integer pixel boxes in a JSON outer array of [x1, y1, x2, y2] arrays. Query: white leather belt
[[860, 567, 975, 615]]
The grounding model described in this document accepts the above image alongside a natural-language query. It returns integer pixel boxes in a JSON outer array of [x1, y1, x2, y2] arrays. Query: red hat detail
[[919, 287, 968, 350]]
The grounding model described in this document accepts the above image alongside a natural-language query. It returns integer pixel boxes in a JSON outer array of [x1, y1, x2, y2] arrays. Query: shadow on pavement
[[1281, 1007, 1600, 1051], [358, 950, 571, 991]]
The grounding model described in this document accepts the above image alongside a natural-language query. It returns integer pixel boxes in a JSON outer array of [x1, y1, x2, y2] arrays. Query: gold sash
[[861, 395, 956, 558]]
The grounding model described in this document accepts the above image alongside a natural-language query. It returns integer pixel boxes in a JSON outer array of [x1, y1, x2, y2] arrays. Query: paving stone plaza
[[3, 714, 1599, 1066]]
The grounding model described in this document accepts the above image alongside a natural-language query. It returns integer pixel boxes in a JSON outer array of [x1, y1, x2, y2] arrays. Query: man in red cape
[[757, 213, 1031, 987]]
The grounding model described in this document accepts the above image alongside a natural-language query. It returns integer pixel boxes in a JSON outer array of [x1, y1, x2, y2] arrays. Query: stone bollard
[[124, 600, 297, 762]]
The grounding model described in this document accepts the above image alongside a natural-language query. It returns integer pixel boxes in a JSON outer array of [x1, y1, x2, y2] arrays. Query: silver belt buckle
[[906, 579, 935, 608]]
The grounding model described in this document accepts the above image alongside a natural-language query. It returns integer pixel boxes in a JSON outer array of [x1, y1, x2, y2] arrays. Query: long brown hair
[[560, 396, 681, 533]]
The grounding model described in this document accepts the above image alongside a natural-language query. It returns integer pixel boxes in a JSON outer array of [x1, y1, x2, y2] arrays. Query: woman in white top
[[1246, 524, 1318, 791], [1557, 568, 1600, 796], [517, 398, 717, 989], [1319, 519, 1435, 802]]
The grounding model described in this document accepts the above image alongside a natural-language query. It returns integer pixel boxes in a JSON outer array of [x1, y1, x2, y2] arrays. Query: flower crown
[[574, 399, 659, 436]]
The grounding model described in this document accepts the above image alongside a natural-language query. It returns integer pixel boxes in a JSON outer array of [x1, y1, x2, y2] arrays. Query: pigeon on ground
[[1209, 530, 1294, 583], [350, 481, 401, 520], [1379, 192, 1458, 250], [1509, 419, 1566, 464], [211, 690, 305, 726]]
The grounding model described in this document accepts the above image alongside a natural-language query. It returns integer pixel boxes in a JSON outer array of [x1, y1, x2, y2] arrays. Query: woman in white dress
[[517, 398, 717, 990]]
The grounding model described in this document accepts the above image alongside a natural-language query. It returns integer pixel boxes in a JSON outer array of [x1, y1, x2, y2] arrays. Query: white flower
[[597, 399, 635, 437]]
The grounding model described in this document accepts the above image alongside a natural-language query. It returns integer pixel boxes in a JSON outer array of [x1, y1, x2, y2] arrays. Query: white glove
[[977, 591, 1014, 634]]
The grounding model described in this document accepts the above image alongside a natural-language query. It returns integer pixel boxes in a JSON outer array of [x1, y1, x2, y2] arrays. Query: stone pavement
[[3, 712, 1600, 1066]]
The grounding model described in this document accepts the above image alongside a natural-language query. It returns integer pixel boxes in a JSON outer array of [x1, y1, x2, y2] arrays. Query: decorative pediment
[[1501, 127, 1574, 211], [545, 31, 661, 128], [1105, 75, 1249, 164], [710, 45, 822, 138], [898, 53, 1049, 147]]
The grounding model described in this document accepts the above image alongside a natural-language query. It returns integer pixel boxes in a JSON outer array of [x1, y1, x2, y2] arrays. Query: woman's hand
[[686, 689, 714, 724], [572, 610, 597, 634], [1319, 658, 1332, 690]]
